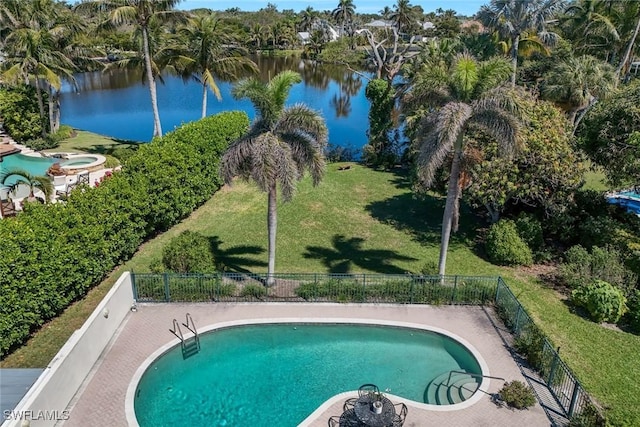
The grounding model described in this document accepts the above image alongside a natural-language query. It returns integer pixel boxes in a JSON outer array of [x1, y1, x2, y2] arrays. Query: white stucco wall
[[2, 273, 134, 427]]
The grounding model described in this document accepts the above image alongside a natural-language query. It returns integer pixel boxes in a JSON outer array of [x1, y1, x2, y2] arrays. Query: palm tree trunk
[[34, 79, 47, 137], [142, 26, 162, 138], [616, 11, 640, 81], [266, 182, 277, 286], [201, 83, 207, 119], [511, 34, 520, 87], [438, 146, 463, 276]]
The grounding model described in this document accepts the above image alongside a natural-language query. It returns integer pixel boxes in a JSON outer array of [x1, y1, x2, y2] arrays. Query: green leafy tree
[[406, 53, 519, 275], [578, 80, 640, 187], [478, 0, 565, 86], [220, 71, 328, 285], [389, 0, 419, 35], [178, 13, 257, 118], [466, 93, 584, 221], [363, 78, 396, 167], [75, 0, 186, 138]]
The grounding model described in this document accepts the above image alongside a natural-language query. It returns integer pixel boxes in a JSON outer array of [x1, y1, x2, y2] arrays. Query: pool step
[[424, 371, 480, 405]]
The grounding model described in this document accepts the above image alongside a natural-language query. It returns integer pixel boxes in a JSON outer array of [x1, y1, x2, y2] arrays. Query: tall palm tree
[[478, 0, 565, 86], [543, 54, 616, 131], [1, 0, 79, 137], [560, 0, 620, 60], [75, 0, 186, 138], [405, 54, 519, 275], [178, 14, 257, 118], [331, 0, 355, 37], [0, 169, 53, 204], [390, 0, 418, 35], [298, 6, 318, 32], [220, 71, 328, 285]]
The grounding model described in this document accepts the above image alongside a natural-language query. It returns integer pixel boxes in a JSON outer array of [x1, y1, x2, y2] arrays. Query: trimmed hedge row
[[0, 111, 249, 357]]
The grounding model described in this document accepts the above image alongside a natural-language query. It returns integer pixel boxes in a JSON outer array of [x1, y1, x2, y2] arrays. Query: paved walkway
[[61, 304, 553, 427]]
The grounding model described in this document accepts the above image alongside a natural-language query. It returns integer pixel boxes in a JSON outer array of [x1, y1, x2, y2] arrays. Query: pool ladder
[[169, 313, 200, 359]]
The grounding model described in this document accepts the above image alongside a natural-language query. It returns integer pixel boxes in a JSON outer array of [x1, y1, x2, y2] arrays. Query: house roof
[[365, 19, 393, 28]]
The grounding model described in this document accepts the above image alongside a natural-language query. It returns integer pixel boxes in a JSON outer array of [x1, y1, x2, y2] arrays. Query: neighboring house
[[421, 21, 435, 30], [364, 19, 394, 29], [297, 32, 310, 45]]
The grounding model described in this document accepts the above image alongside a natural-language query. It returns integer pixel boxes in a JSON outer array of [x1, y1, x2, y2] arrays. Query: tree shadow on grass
[[303, 234, 418, 274], [208, 236, 267, 274], [365, 192, 479, 248]]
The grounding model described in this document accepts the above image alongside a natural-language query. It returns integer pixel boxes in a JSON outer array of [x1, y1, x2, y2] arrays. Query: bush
[[25, 136, 59, 151], [486, 220, 533, 266], [49, 125, 75, 142], [162, 231, 216, 273], [515, 213, 544, 253], [0, 111, 249, 357], [0, 85, 45, 141], [498, 380, 536, 409], [559, 245, 636, 292], [623, 290, 640, 333], [240, 284, 267, 299], [103, 155, 121, 169], [572, 280, 627, 323], [111, 146, 139, 164]]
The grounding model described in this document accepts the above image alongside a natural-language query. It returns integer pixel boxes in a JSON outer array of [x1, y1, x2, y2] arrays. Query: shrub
[[240, 284, 267, 299], [498, 380, 536, 409], [50, 125, 74, 142], [162, 231, 216, 273], [572, 280, 627, 323], [0, 85, 45, 141], [486, 220, 533, 266], [103, 155, 121, 169], [514, 213, 544, 253], [559, 245, 636, 292], [111, 146, 139, 164], [623, 290, 640, 333], [0, 111, 249, 357]]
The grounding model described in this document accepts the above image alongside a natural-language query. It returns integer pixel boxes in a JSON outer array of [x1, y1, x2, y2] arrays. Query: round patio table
[[353, 395, 396, 427]]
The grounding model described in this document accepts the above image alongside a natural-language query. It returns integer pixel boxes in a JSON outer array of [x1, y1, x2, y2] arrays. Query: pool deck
[[61, 304, 556, 427]]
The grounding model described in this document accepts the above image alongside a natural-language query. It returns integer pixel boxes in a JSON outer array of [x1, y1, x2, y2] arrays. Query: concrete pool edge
[[124, 317, 491, 426]]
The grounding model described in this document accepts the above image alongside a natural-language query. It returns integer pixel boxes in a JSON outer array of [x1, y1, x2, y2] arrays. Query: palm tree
[[178, 14, 257, 118], [1, 0, 79, 137], [331, 0, 355, 37], [298, 6, 318, 32], [390, 0, 419, 35], [379, 6, 393, 20], [560, 0, 620, 60], [543, 54, 616, 131], [249, 24, 266, 51], [75, 0, 186, 138], [405, 54, 519, 275], [0, 169, 53, 204], [478, 0, 565, 86], [220, 71, 328, 285]]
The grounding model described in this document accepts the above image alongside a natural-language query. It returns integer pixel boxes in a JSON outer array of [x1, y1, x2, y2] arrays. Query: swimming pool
[[606, 190, 640, 215], [131, 323, 484, 427], [0, 153, 56, 177]]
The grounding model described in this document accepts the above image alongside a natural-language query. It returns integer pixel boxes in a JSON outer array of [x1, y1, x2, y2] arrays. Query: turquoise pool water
[[134, 324, 482, 427], [0, 153, 56, 177]]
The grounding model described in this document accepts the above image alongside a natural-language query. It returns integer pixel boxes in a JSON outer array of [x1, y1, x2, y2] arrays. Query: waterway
[[60, 55, 371, 151]]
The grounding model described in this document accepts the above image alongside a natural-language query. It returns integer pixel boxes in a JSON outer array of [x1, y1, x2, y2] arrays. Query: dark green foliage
[[0, 85, 45, 141], [578, 80, 640, 187], [559, 245, 636, 293], [240, 284, 267, 299], [568, 402, 607, 427], [498, 380, 537, 409], [162, 231, 216, 273], [513, 323, 546, 371], [111, 146, 139, 164], [514, 213, 544, 253], [0, 111, 249, 356], [625, 290, 640, 333], [363, 79, 397, 168], [25, 136, 59, 151], [572, 280, 627, 323], [486, 220, 534, 266]]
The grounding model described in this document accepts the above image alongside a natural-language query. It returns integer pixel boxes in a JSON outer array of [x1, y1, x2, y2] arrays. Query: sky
[[177, 1, 487, 17]]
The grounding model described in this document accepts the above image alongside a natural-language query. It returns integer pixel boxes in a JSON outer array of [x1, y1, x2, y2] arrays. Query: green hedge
[[0, 111, 249, 357]]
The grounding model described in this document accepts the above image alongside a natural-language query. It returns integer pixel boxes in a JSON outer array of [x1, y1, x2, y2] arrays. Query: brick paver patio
[[61, 304, 552, 426]]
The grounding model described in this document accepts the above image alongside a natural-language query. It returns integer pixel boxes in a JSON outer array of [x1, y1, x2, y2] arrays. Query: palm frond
[[275, 104, 328, 148], [268, 70, 302, 110]]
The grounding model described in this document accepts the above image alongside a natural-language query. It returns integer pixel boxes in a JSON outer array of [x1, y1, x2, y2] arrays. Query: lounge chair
[[53, 175, 68, 196], [0, 188, 17, 218], [77, 170, 90, 185]]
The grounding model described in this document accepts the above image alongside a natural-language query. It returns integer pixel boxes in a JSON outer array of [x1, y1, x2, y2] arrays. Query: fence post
[[568, 382, 581, 418], [410, 277, 415, 304], [514, 305, 523, 335], [547, 347, 561, 387], [495, 277, 501, 303], [362, 273, 367, 301], [163, 273, 170, 302]]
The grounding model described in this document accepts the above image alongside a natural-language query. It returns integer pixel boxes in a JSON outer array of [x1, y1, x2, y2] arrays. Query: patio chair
[[53, 175, 68, 196], [0, 197, 16, 218], [328, 415, 340, 426], [339, 408, 363, 427], [358, 383, 379, 398], [77, 170, 90, 185], [391, 402, 408, 427], [343, 397, 357, 411]]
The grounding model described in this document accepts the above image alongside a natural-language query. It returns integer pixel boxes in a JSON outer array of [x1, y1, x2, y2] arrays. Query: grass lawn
[[43, 129, 139, 155], [1, 163, 638, 425]]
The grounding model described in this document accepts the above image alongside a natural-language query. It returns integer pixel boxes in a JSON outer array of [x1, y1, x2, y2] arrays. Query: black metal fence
[[494, 277, 605, 426], [130, 272, 605, 426]]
